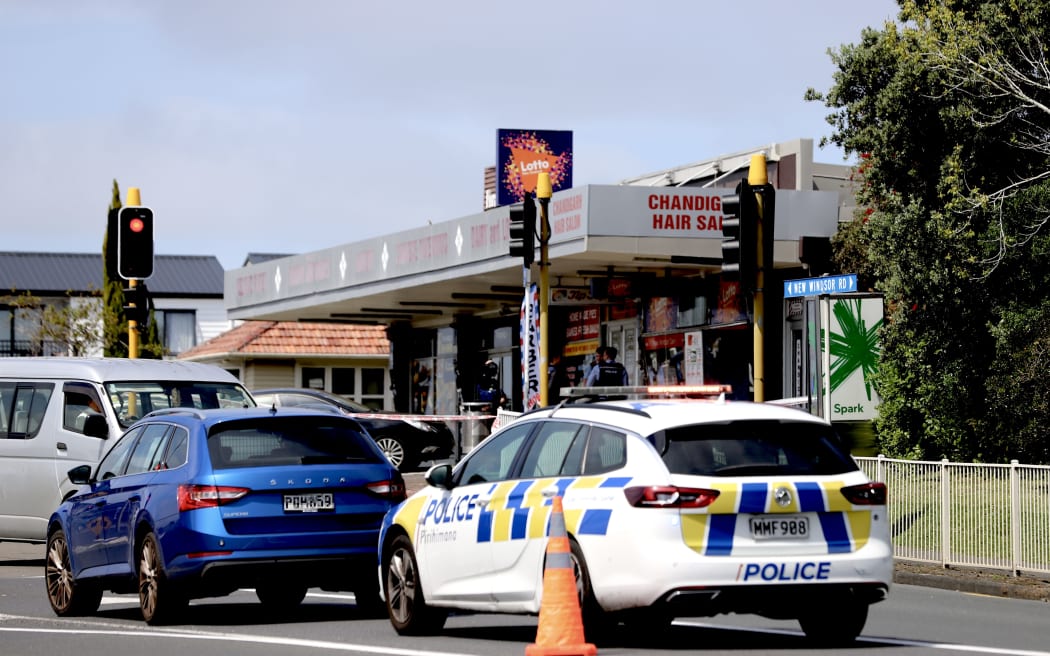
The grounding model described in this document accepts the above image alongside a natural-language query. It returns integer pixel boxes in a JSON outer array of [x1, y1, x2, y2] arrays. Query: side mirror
[[425, 463, 454, 490], [67, 464, 93, 485], [82, 413, 109, 439]]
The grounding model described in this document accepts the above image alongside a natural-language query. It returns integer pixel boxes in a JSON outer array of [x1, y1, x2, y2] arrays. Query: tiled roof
[[179, 321, 390, 359], [0, 251, 224, 296]]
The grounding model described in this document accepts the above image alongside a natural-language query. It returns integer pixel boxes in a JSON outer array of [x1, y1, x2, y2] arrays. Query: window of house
[[301, 367, 325, 390], [331, 368, 354, 395], [360, 368, 385, 409], [299, 366, 389, 409], [156, 310, 197, 355]]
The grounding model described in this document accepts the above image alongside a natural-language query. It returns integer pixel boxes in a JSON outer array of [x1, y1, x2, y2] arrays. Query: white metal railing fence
[[856, 456, 1050, 577]]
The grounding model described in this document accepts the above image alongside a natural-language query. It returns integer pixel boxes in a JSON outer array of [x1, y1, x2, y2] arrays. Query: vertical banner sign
[[497, 129, 573, 207], [520, 283, 541, 410], [822, 295, 884, 421]]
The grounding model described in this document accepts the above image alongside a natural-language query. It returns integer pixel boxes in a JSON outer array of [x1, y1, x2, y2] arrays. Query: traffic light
[[117, 206, 154, 280], [720, 181, 757, 287], [508, 196, 536, 266], [122, 283, 149, 325]]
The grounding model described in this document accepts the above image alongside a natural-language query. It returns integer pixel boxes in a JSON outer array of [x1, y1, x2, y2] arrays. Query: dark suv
[[252, 388, 454, 470]]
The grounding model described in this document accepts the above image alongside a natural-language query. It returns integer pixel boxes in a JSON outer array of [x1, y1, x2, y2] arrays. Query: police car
[[377, 386, 891, 645]]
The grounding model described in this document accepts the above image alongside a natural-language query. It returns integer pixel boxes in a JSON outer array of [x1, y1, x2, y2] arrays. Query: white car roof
[[0, 357, 242, 383], [525, 399, 827, 437]]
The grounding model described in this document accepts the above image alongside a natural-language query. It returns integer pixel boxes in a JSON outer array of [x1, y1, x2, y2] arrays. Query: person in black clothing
[[475, 360, 507, 411], [548, 354, 572, 401], [587, 346, 628, 386]]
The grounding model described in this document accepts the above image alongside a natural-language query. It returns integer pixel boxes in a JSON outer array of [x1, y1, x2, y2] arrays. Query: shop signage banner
[[497, 129, 573, 207], [520, 283, 541, 410], [563, 306, 600, 356]]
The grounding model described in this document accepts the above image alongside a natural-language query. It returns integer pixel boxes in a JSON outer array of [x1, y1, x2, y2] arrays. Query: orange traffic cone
[[525, 495, 597, 656]]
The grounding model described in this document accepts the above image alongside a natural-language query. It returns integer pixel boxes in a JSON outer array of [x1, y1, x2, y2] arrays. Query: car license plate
[[283, 493, 335, 512], [749, 515, 809, 540]]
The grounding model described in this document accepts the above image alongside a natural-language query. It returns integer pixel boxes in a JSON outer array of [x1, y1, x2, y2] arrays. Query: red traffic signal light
[[117, 206, 154, 280]]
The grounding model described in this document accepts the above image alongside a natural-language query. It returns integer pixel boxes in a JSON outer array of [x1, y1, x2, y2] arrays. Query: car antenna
[[269, 402, 278, 415]]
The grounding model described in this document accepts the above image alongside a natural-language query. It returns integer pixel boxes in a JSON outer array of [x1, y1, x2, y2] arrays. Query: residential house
[[0, 251, 229, 358], [177, 320, 393, 408]]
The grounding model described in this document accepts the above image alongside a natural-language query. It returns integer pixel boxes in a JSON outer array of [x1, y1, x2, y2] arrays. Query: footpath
[[401, 472, 1050, 603]]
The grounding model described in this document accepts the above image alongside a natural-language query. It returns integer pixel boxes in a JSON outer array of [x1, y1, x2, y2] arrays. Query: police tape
[[350, 412, 496, 422]]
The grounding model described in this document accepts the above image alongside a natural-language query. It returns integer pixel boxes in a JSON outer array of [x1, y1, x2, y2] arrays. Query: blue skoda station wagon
[[44, 407, 406, 624]]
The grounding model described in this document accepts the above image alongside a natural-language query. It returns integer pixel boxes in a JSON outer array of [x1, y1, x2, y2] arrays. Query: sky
[[1, 1, 900, 271]]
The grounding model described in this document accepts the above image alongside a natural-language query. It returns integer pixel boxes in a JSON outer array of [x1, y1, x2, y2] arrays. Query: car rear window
[[650, 420, 858, 477], [207, 417, 383, 469]]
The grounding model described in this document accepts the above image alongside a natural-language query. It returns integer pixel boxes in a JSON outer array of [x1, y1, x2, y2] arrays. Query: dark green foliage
[[811, 1, 1050, 463]]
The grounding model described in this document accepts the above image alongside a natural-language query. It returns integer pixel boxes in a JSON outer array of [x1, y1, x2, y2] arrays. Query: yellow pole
[[536, 173, 552, 406], [126, 187, 142, 360], [748, 156, 767, 402]]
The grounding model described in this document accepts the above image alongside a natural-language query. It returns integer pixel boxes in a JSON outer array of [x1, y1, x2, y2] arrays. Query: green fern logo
[[828, 298, 881, 400]]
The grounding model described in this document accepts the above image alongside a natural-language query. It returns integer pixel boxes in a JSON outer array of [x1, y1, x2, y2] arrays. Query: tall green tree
[[808, 0, 1050, 463]]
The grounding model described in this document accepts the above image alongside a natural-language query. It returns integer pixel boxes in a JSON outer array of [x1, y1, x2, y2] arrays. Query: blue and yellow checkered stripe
[[474, 476, 631, 543], [681, 480, 873, 556]]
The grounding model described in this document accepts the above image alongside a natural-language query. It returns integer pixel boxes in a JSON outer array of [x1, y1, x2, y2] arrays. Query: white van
[[0, 358, 254, 543]]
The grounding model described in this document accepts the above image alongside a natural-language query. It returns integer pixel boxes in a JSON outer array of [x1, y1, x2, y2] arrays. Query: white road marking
[[676, 620, 1050, 656], [0, 613, 473, 656]]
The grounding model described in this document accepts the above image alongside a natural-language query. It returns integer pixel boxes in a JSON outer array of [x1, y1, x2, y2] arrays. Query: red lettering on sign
[[653, 214, 692, 230], [648, 194, 723, 212]]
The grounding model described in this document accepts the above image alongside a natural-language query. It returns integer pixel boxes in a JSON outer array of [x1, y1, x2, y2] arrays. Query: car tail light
[[840, 482, 887, 505], [178, 484, 250, 511], [367, 478, 407, 502], [624, 485, 720, 508]]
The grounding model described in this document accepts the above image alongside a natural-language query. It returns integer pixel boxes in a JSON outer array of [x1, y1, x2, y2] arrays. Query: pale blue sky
[[1, 1, 899, 270]]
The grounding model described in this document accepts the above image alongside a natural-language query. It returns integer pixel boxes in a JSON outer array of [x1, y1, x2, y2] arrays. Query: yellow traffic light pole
[[126, 187, 141, 360], [536, 173, 552, 407], [748, 156, 767, 402]]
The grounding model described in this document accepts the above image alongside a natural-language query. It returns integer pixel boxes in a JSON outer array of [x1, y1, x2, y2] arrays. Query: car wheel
[[383, 534, 447, 635], [375, 434, 414, 470], [798, 600, 868, 646], [44, 529, 102, 617], [256, 579, 308, 611], [569, 538, 615, 643], [138, 532, 186, 625]]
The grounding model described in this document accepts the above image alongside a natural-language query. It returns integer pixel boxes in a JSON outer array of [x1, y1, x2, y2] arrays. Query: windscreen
[[650, 420, 859, 477], [207, 416, 384, 470], [105, 381, 255, 428]]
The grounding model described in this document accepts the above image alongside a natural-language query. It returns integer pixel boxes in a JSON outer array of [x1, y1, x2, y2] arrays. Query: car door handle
[[476, 496, 492, 508], [57, 442, 67, 452]]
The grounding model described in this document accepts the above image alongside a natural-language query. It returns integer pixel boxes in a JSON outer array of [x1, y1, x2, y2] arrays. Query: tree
[[1, 291, 104, 356], [808, 0, 1050, 463]]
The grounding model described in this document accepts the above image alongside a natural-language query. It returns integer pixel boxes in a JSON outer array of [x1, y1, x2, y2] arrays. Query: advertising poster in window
[[684, 331, 704, 385]]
